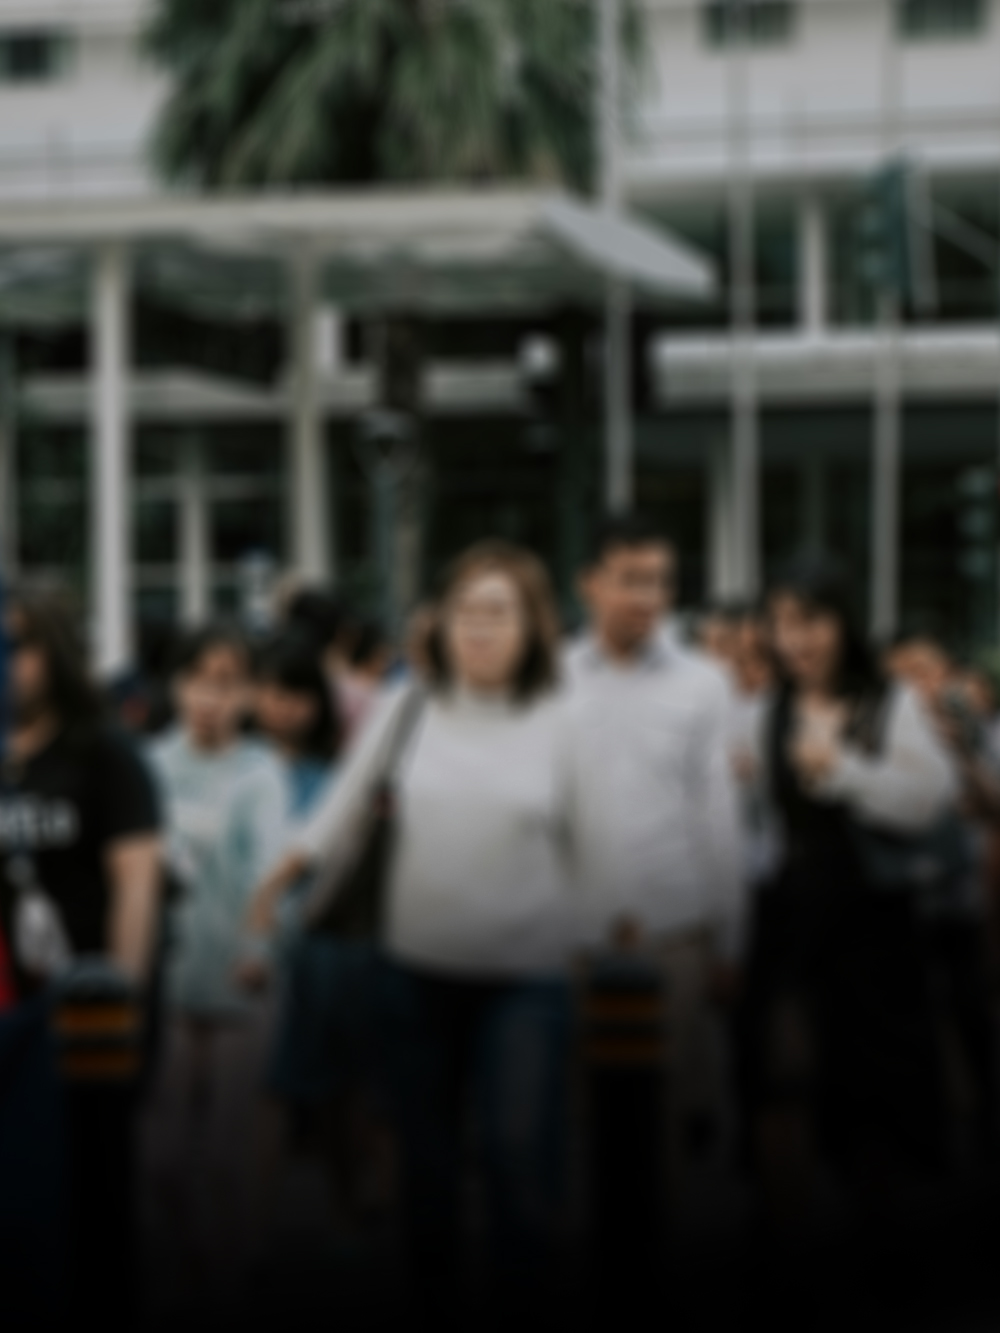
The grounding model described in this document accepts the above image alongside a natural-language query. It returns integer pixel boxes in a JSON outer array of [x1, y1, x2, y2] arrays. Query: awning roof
[[0, 186, 713, 326]]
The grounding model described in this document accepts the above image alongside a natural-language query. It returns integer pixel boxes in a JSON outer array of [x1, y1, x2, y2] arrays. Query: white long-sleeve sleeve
[[563, 636, 748, 948], [688, 673, 746, 959], [812, 685, 959, 833], [288, 685, 576, 976], [291, 684, 411, 886]]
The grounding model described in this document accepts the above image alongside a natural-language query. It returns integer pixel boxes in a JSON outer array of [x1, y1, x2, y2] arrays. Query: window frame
[[0, 29, 72, 85], [701, 0, 797, 51], [896, 0, 987, 40]]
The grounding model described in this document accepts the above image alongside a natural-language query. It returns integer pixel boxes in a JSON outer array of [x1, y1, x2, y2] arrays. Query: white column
[[871, 297, 902, 640], [799, 193, 828, 337], [179, 433, 209, 625], [288, 251, 331, 583], [727, 1, 760, 599], [90, 241, 133, 676], [870, 0, 902, 641], [599, 0, 633, 515], [0, 332, 17, 577], [708, 433, 737, 600]]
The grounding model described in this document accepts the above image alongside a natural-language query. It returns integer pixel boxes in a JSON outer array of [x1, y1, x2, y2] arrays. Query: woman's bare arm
[[105, 834, 163, 983]]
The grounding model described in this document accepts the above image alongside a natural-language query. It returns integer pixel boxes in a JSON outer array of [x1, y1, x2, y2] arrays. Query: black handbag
[[847, 810, 973, 895], [306, 686, 425, 941]]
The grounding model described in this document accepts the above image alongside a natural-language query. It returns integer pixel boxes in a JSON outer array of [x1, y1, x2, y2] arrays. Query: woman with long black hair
[[737, 555, 957, 1214]]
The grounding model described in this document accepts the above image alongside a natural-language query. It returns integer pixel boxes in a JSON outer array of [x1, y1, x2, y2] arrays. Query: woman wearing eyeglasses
[[249, 541, 576, 1332]]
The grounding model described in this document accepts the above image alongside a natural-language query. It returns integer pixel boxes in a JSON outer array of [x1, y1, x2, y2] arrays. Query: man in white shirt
[[564, 515, 745, 1180]]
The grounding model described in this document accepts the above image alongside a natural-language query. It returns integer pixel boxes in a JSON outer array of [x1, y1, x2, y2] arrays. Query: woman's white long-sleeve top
[[291, 684, 575, 978], [756, 683, 959, 839]]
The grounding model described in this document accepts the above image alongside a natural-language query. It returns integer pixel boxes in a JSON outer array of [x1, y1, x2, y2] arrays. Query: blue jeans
[[267, 934, 380, 1104], [377, 963, 572, 1327]]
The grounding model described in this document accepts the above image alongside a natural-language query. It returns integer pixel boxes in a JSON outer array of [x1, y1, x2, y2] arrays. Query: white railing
[[0, 135, 153, 199]]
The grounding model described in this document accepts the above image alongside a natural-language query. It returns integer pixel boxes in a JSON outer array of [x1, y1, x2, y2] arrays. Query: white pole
[[996, 76, 1000, 641], [799, 193, 828, 339], [179, 433, 209, 625], [0, 332, 17, 577], [90, 240, 133, 677], [709, 432, 735, 598], [599, 0, 633, 515], [870, 0, 902, 642], [288, 249, 330, 583], [728, 0, 760, 599]]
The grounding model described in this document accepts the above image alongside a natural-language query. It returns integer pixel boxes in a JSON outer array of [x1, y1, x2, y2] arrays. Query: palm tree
[[144, 0, 639, 615], [145, 0, 600, 192]]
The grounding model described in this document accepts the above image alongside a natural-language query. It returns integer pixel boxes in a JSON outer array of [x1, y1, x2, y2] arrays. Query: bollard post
[[581, 916, 669, 1314]]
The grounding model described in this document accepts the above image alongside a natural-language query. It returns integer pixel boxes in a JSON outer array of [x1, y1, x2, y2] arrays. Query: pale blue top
[[148, 730, 287, 1017], [274, 753, 337, 938]]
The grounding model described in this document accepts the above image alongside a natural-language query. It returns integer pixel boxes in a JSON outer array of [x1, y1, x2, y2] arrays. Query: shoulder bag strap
[[377, 684, 427, 792]]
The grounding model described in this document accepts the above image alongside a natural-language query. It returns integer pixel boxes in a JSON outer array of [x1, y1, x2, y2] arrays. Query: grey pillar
[[288, 250, 331, 584], [0, 332, 17, 577], [179, 433, 209, 625], [90, 241, 133, 676]]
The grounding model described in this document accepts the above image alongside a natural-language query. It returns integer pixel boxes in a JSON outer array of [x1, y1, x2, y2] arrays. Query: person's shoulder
[[881, 680, 935, 736], [232, 739, 287, 792], [146, 726, 184, 768], [560, 634, 591, 679], [669, 644, 734, 704], [87, 722, 156, 770], [519, 685, 573, 726]]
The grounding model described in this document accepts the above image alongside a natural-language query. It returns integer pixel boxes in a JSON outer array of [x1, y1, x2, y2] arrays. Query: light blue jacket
[[149, 731, 287, 1017]]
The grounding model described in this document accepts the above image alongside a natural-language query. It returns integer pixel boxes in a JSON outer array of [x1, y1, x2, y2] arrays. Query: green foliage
[[143, 0, 640, 192]]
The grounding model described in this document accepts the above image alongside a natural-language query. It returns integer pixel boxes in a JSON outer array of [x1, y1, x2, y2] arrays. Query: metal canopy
[[0, 186, 713, 326]]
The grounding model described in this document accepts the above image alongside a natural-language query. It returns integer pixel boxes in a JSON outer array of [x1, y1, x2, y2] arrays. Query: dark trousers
[[922, 915, 999, 1150], [378, 963, 571, 1331], [736, 885, 948, 1175], [0, 997, 66, 1329], [65, 1080, 140, 1332]]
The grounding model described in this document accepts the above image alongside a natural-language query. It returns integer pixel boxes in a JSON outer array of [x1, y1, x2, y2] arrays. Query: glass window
[[18, 428, 86, 486], [636, 466, 707, 608], [205, 429, 282, 478], [760, 409, 872, 620], [702, 2, 796, 49], [897, 0, 986, 38], [0, 31, 70, 84], [211, 497, 283, 564], [926, 179, 999, 324], [135, 499, 178, 565], [136, 432, 182, 479], [19, 496, 87, 569], [644, 197, 797, 332], [902, 407, 998, 652], [135, 586, 178, 627], [829, 191, 877, 327]]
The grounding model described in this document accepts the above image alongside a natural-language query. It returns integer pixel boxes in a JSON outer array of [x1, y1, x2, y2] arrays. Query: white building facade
[[1, 0, 999, 656]]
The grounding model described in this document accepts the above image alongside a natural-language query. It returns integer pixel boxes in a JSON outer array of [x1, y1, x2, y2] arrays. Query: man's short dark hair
[[586, 513, 673, 568], [889, 620, 952, 660]]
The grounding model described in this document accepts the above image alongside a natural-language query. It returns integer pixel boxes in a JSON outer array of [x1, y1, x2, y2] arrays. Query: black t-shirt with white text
[[0, 724, 160, 955]]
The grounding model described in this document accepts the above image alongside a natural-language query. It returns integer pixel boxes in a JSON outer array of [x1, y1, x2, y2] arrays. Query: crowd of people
[[2, 516, 1000, 1331]]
